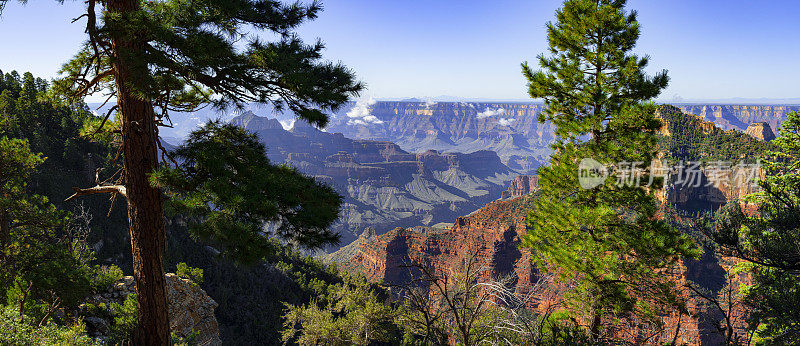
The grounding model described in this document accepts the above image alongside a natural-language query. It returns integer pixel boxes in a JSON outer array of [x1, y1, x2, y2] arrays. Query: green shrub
[[91, 265, 124, 292], [172, 330, 199, 346], [176, 262, 204, 286], [79, 295, 138, 344], [0, 305, 100, 345], [108, 294, 138, 344]]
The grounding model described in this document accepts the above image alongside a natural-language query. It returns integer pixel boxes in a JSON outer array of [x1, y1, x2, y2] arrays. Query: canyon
[[326, 102, 554, 174], [216, 102, 790, 250], [229, 111, 517, 248], [325, 106, 769, 344], [329, 192, 751, 344], [323, 101, 796, 175]]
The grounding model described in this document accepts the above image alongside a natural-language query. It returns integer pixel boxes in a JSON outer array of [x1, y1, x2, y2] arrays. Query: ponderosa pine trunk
[[107, 0, 170, 344], [590, 304, 602, 341], [0, 210, 9, 271], [0, 210, 9, 250]]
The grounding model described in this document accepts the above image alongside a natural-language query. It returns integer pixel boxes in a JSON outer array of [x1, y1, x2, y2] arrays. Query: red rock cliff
[[332, 195, 750, 345], [501, 175, 539, 199]]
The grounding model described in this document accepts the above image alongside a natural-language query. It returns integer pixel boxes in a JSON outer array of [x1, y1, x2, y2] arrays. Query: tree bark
[[590, 303, 602, 341], [106, 0, 170, 344], [0, 210, 9, 251], [0, 210, 9, 271]]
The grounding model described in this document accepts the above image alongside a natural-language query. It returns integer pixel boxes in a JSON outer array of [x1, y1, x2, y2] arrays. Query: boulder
[[82, 274, 221, 345]]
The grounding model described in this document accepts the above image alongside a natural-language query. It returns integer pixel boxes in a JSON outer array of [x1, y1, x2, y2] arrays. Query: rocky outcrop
[[744, 122, 776, 141], [655, 106, 765, 210], [659, 164, 763, 211], [335, 195, 538, 292], [82, 274, 221, 345], [501, 175, 539, 199]]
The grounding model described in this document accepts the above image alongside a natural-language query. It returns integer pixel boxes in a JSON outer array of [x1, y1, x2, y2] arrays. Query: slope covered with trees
[[657, 105, 773, 162], [1, 0, 364, 342], [0, 69, 365, 343], [0, 70, 131, 344], [704, 111, 800, 343]]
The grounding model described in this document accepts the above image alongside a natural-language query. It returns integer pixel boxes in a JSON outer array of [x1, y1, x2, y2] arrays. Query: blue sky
[[1, 0, 798, 102]]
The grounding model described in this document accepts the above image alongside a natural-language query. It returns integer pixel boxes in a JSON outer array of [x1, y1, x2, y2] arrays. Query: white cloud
[[476, 107, 505, 119], [279, 119, 296, 130], [346, 96, 382, 126], [498, 118, 516, 126], [424, 98, 437, 109]]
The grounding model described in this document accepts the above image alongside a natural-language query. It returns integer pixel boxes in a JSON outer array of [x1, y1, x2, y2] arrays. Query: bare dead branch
[[65, 185, 127, 202]]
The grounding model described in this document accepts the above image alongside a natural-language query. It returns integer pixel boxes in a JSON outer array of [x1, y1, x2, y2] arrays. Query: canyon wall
[[327, 102, 554, 174], [325, 102, 796, 175], [230, 111, 517, 248], [330, 193, 751, 345], [676, 104, 799, 133]]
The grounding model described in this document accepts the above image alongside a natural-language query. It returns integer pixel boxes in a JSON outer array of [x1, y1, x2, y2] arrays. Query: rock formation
[[659, 163, 763, 211], [333, 195, 538, 291], [744, 122, 776, 141], [676, 104, 799, 133], [501, 175, 539, 199], [82, 274, 221, 345]]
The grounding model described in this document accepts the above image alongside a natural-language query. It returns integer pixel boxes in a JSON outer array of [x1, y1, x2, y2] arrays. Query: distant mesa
[[675, 104, 798, 133], [326, 101, 554, 175], [745, 122, 776, 141]]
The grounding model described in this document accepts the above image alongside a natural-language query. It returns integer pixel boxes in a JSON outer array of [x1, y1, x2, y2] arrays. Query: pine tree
[[521, 0, 697, 339], [0, 136, 93, 321], [0, 137, 52, 256], [5, 1, 362, 343], [150, 121, 343, 262], [706, 112, 800, 343]]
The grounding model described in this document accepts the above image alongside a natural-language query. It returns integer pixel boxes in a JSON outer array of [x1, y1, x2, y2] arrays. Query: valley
[[224, 101, 791, 251], [228, 111, 517, 248], [324, 105, 771, 344]]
